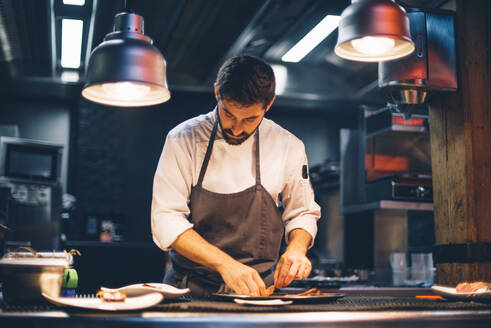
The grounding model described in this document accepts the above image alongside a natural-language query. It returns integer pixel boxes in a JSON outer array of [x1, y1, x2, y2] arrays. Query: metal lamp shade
[[82, 13, 170, 107], [335, 0, 415, 62]]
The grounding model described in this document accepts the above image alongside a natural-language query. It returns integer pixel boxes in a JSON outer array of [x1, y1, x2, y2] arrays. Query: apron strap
[[197, 118, 219, 187], [255, 129, 261, 185]]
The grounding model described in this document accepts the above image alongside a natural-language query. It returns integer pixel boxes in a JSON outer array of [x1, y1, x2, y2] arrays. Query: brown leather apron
[[164, 116, 284, 297]]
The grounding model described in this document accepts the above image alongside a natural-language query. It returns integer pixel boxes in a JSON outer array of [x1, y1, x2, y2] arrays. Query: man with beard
[[151, 55, 320, 297]]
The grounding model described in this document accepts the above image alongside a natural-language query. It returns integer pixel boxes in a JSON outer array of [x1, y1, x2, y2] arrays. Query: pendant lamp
[[82, 11, 170, 107], [335, 0, 415, 62]]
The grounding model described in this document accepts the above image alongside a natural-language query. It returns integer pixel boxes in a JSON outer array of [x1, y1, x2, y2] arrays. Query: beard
[[222, 129, 251, 145]]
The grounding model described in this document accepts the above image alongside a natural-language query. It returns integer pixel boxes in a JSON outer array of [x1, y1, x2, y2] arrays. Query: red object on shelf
[[365, 154, 410, 181], [392, 115, 425, 126]]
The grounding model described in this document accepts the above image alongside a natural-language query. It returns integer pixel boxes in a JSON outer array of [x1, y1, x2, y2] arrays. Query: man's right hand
[[170, 229, 267, 296], [217, 260, 267, 296]]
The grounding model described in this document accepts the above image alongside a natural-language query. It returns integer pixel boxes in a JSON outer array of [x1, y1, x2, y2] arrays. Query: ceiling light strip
[[61, 18, 83, 68], [282, 15, 340, 63], [63, 0, 85, 6]]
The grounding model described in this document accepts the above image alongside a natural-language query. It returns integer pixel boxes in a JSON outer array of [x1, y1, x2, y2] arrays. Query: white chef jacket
[[151, 109, 321, 251]]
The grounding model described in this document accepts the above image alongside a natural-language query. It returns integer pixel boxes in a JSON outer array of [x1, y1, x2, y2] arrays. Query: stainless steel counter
[[1, 288, 490, 327], [1, 309, 491, 328]]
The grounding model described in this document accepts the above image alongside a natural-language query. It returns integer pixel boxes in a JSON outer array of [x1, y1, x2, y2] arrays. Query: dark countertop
[[1, 288, 491, 328]]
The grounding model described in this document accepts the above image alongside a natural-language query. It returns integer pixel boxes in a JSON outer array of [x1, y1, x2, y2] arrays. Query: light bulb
[[351, 36, 396, 56], [102, 82, 151, 100]]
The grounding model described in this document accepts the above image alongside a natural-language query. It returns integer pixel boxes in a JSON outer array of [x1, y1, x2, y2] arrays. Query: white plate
[[214, 292, 344, 303], [234, 298, 293, 306], [100, 283, 190, 298], [431, 285, 491, 302], [42, 292, 163, 311]]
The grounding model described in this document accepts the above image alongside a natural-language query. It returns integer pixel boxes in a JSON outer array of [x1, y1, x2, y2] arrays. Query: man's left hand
[[274, 229, 312, 289]]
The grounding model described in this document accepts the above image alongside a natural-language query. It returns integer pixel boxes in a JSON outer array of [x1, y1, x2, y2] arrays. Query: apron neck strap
[[254, 128, 261, 185], [197, 113, 262, 187], [197, 118, 219, 187]]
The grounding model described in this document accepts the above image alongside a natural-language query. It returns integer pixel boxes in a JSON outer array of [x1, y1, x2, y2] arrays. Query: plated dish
[[234, 298, 293, 306], [214, 292, 344, 303], [431, 285, 491, 302], [42, 292, 163, 311], [99, 283, 190, 298]]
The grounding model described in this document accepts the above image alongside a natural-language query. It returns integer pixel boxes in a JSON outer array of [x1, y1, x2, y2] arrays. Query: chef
[[151, 55, 321, 297]]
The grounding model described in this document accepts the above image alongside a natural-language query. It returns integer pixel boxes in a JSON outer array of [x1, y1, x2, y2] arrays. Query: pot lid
[[0, 248, 73, 267]]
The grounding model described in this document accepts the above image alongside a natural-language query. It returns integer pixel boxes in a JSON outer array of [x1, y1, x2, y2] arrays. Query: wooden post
[[429, 0, 491, 285]]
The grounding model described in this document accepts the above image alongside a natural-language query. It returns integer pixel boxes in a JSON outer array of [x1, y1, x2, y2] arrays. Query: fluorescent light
[[61, 70, 80, 82], [272, 65, 287, 95], [282, 15, 340, 63], [61, 19, 83, 68], [63, 0, 85, 5]]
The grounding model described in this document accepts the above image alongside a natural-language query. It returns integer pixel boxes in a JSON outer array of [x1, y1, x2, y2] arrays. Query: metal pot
[[0, 248, 72, 303]]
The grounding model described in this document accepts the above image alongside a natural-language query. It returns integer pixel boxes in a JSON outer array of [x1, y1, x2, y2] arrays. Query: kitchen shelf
[[365, 108, 429, 139], [64, 240, 157, 248], [366, 125, 428, 139], [342, 200, 433, 215]]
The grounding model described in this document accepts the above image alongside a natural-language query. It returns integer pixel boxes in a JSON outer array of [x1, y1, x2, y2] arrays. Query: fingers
[[237, 281, 250, 296], [274, 255, 312, 289], [252, 273, 267, 296], [223, 265, 266, 296], [299, 261, 312, 280], [274, 258, 287, 289], [274, 256, 298, 288], [283, 261, 300, 287]]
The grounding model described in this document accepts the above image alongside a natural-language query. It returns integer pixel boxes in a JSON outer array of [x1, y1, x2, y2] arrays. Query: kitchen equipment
[[365, 174, 432, 202], [378, 9, 457, 108], [0, 137, 63, 250], [0, 137, 63, 183], [0, 248, 72, 303]]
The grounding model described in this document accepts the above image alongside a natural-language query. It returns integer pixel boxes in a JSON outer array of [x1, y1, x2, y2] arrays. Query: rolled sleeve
[[284, 215, 318, 247], [151, 133, 194, 251], [281, 136, 321, 248], [151, 213, 193, 251]]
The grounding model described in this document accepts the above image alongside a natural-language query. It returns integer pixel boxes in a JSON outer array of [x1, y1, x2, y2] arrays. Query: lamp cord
[[122, 0, 134, 13]]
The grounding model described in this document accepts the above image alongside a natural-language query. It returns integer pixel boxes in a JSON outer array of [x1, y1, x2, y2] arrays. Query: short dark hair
[[215, 55, 275, 108]]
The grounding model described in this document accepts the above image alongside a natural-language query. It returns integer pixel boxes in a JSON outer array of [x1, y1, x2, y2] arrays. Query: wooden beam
[[429, 0, 491, 284]]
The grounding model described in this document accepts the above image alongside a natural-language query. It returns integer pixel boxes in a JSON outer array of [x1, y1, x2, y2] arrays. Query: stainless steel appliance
[[0, 137, 63, 251], [378, 9, 457, 117], [0, 248, 72, 303], [365, 174, 433, 202]]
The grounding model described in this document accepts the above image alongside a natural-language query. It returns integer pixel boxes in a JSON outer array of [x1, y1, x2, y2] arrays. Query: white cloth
[[151, 109, 321, 251]]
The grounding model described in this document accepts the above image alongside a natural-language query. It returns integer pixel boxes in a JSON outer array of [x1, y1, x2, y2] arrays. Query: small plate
[[234, 298, 293, 306], [100, 283, 189, 298], [431, 285, 491, 302], [214, 292, 343, 303], [43, 292, 163, 311]]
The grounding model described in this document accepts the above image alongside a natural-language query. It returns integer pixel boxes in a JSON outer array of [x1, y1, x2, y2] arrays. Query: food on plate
[[284, 287, 321, 297], [265, 285, 275, 296], [263, 286, 322, 297], [96, 290, 127, 302], [455, 281, 491, 293]]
